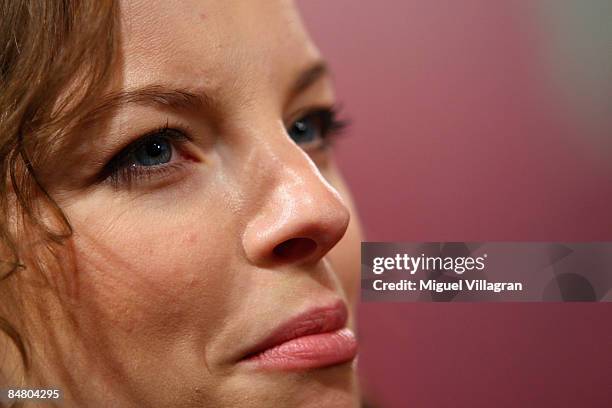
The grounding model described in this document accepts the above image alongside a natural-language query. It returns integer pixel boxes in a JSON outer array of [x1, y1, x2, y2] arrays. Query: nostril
[[273, 237, 317, 262]]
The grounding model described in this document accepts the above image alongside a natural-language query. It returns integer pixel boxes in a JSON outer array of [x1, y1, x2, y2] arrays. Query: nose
[[242, 151, 350, 267]]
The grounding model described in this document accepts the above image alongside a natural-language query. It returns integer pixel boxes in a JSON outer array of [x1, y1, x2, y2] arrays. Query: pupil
[[147, 141, 163, 157], [294, 121, 307, 134], [289, 118, 318, 145], [134, 136, 172, 166]]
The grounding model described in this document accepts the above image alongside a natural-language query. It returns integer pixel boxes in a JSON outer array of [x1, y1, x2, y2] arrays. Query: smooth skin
[[12, 1, 364, 407]]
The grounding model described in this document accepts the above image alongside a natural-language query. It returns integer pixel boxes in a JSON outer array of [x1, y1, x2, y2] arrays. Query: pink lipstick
[[241, 301, 357, 370]]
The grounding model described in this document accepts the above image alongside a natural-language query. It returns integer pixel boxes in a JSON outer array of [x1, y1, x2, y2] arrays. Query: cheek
[[66, 203, 236, 343]]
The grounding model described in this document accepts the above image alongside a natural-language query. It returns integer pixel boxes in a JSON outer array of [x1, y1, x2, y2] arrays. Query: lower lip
[[244, 328, 358, 370]]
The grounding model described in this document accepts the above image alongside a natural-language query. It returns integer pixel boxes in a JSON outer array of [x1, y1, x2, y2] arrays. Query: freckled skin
[[12, 1, 364, 407]]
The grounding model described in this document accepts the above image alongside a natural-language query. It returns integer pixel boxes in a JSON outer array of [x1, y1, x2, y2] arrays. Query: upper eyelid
[[108, 131, 162, 164], [99, 128, 189, 178], [125, 128, 187, 152], [285, 105, 336, 126]]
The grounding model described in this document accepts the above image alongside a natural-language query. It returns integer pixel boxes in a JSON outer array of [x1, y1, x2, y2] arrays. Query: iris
[[288, 116, 319, 145], [133, 136, 172, 166]]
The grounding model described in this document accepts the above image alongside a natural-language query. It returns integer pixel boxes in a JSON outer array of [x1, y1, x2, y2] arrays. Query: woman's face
[[25, 0, 363, 406]]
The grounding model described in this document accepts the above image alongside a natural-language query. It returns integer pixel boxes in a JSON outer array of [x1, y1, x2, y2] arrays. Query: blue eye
[[102, 126, 189, 187], [133, 136, 172, 166], [287, 108, 347, 148], [288, 116, 320, 145]]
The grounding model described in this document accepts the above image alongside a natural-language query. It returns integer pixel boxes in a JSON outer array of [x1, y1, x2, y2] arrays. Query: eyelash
[[296, 106, 349, 147], [101, 125, 192, 188], [102, 106, 348, 188]]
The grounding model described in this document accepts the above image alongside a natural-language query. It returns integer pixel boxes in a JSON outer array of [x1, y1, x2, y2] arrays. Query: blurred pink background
[[298, 1, 612, 407]]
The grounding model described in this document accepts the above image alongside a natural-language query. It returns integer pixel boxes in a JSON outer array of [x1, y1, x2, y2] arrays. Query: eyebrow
[[84, 85, 210, 123], [288, 61, 328, 99], [84, 61, 329, 121]]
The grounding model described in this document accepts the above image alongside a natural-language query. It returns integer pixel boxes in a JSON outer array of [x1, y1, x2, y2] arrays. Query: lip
[[239, 300, 358, 370]]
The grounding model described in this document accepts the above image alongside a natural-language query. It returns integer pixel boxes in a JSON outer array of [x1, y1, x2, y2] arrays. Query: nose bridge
[[238, 120, 340, 213], [240, 132, 350, 266]]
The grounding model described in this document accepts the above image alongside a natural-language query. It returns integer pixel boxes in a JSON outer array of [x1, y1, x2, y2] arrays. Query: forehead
[[119, 0, 320, 99]]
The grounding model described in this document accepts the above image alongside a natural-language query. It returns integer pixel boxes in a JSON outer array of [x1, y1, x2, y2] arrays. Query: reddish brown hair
[[0, 0, 118, 394]]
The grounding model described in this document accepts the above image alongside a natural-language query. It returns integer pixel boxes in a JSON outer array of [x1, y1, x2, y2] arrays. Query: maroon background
[[298, 1, 612, 407]]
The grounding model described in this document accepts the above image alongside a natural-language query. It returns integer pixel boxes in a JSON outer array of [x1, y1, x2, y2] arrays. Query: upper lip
[[240, 300, 349, 360]]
